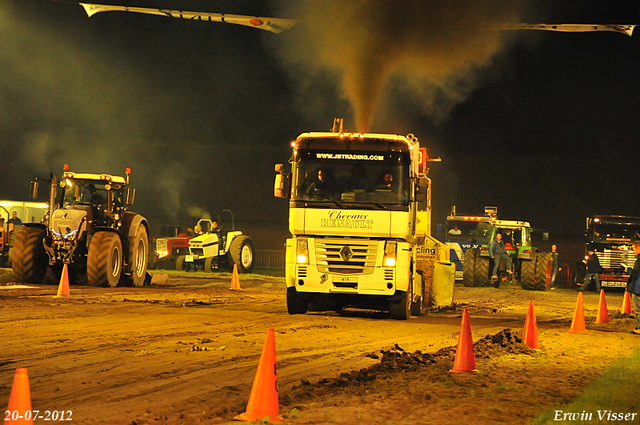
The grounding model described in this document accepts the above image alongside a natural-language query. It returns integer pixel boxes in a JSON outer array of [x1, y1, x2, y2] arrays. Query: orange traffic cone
[[55, 264, 70, 297], [230, 264, 241, 290], [523, 301, 540, 349], [596, 289, 609, 324], [569, 292, 588, 334], [450, 309, 478, 374], [234, 328, 282, 423], [621, 291, 633, 315], [5, 368, 33, 425]]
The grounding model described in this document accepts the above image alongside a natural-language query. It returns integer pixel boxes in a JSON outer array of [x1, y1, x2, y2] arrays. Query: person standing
[[582, 247, 602, 292], [550, 244, 561, 290], [490, 233, 511, 278], [625, 241, 640, 335], [7, 211, 22, 226]]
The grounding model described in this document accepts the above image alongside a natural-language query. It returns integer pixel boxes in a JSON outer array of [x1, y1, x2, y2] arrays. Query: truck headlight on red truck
[[383, 241, 397, 267], [296, 238, 309, 264]]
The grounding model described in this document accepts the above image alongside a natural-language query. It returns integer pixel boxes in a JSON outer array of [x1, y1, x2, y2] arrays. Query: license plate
[[333, 277, 358, 283], [185, 255, 194, 262], [602, 281, 626, 288]]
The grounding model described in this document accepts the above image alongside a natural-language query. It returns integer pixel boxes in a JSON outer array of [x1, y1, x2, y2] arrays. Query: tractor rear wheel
[[12, 226, 48, 284], [127, 225, 148, 287], [228, 235, 255, 273], [462, 248, 477, 287], [535, 252, 552, 291], [87, 232, 123, 287], [473, 256, 489, 287], [520, 259, 535, 290]]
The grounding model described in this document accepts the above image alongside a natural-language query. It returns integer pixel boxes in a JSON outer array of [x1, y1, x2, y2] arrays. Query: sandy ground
[[1, 269, 639, 425]]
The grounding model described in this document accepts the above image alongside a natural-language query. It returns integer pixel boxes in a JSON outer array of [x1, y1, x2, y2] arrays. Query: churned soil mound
[[270, 326, 633, 425], [286, 329, 534, 398]]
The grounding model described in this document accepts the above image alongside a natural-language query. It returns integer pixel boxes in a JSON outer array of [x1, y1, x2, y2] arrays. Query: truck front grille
[[315, 239, 378, 275], [191, 248, 204, 256], [600, 248, 637, 269]]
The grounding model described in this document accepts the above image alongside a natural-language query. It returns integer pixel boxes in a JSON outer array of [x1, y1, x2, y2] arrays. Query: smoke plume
[[275, 0, 530, 132]]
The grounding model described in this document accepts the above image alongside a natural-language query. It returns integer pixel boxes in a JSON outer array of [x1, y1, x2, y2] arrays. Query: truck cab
[[275, 121, 454, 319]]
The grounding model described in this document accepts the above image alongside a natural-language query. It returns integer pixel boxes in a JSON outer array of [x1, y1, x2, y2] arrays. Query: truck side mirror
[[126, 187, 136, 205], [274, 174, 286, 198], [415, 178, 427, 203], [30, 180, 39, 199], [274, 164, 290, 198]]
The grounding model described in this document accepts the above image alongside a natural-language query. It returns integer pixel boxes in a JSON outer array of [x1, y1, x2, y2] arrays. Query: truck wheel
[[228, 235, 254, 273], [87, 232, 123, 287], [204, 256, 218, 272], [520, 259, 535, 290], [127, 225, 148, 287], [390, 278, 412, 320], [287, 286, 308, 314], [473, 256, 489, 287], [462, 248, 477, 287], [12, 227, 48, 284], [535, 252, 552, 291], [411, 272, 428, 316]]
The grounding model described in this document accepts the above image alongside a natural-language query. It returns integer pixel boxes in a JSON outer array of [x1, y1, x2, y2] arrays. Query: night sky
[[1, 0, 640, 240]]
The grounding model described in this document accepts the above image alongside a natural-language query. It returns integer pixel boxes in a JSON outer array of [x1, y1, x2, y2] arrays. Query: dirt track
[[1, 269, 639, 424]]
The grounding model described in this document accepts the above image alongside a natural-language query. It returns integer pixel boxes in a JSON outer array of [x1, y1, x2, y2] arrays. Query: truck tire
[[473, 256, 489, 287], [411, 272, 428, 316], [462, 248, 477, 287], [12, 227, 48, 284], [520, 259, 535, 290], [127, 225, 148, 287], [87, 232, 123, 287], [287, 286, 308, 314], [535, 252, 552, 291], [228, 235, 254, 273], [390, 277, 412, 320]]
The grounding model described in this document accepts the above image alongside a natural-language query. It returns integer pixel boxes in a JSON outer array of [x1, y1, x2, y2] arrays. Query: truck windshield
[[590, 223, 640, 241], [446, 220, 484, 242], [292, 149, 410, 206], [62, 180, 108, 207], [446, 220, 492, 243]]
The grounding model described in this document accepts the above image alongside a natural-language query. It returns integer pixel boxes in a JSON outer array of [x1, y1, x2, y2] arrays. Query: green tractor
[[463, 220, 550, 290]]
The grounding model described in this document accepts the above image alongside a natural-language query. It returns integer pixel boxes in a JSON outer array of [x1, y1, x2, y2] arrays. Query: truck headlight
[[296, 238, 309, 264], [383, 241, 397, 267], [156, 250, 168, 258]]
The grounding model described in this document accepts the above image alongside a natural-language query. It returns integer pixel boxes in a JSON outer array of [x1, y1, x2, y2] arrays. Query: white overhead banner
[[501, 24, 635, 37], [79, 3, 297, 34], [79, 5, 634, 38]]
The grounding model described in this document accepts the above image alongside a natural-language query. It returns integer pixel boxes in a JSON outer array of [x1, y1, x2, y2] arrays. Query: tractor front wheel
[[87, 232, 123, 287], [228, 235, 255, 273]]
